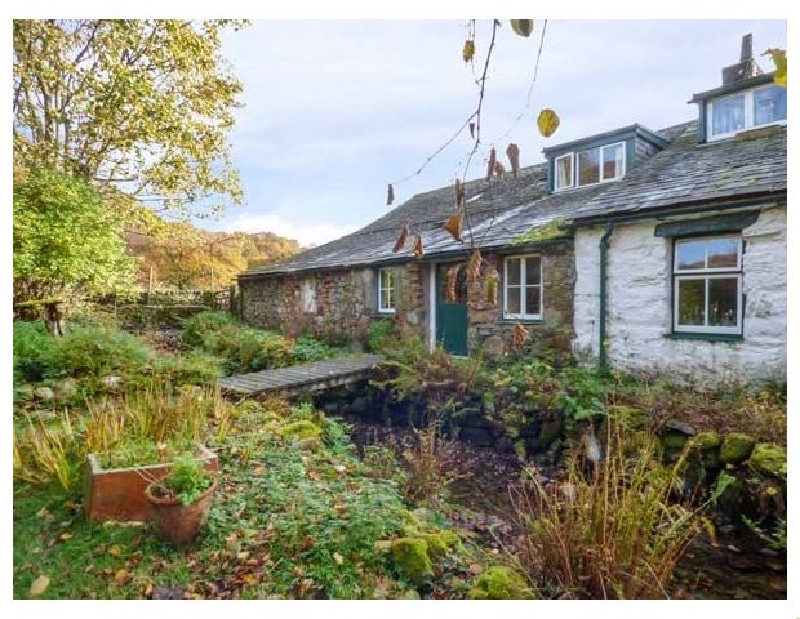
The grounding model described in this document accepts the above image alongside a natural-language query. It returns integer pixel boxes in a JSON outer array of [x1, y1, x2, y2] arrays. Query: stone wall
[[573, 205, 787, 384], [467, 241, 576, 360], [239, 263, 427, 344]]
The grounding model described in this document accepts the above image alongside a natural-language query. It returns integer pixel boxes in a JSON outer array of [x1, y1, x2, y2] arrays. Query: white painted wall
[[573, 205, 786, 384]]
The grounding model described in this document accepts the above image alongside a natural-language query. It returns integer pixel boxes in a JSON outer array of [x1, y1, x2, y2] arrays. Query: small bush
[[181, 310, 237, 349], [366, 319, 397, 353], [47, 326, 152, 379], [290, 334, 336, 364], [201, 325, 293, 375], [152, 351, 223, 386], [13, 321, 57, 385]]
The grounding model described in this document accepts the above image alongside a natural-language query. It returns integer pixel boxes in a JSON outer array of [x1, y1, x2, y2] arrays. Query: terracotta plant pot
[[144, 479, 217, 545]]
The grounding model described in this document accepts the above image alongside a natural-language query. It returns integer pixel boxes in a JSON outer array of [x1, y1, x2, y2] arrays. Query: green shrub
[[47, 326, 152, 379], [13, 321, 57, 385], [154, 454, 214, 506], [201, 325, 293, 375], [181, 310, 237, 349], [152, 352, 223, 386], [290, 334, 336, 364], [367, 319, 397, 353]]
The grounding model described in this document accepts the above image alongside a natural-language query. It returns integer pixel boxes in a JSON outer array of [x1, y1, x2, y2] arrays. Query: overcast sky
[[207, 19, 787, 246]]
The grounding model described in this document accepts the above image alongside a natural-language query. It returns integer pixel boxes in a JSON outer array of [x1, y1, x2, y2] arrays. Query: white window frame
[[554, 152, 574, 191], [503, 255, 543, 320], [568, 141, 626, 189], [673, 235, 743, 335], [377, 267, 396, 314], [707, 85, 787, 142]]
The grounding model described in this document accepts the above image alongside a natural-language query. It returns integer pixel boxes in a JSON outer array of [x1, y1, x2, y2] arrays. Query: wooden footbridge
[[218, 354, 383, 398]]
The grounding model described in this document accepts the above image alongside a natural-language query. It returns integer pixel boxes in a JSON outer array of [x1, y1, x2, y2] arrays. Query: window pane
[[556, 155, 572, 189], [525, 286, 541, 316], [506, 258, 521, 285], [754, 85, 787, 126], [711, 94, 745, 136], [709, 278, 738, 327], [525, 257, 541, 285], [602, 143, 624, 180], [577, 148, 600, 186], [380, 288, 390, 309], [506, 286, 521, 314], [676, 240, 706, 270], [706, 238, 739, 268], [677, 279, 706, 326]]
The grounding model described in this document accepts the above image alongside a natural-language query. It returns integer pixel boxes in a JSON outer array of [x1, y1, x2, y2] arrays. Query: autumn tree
[[13, 19, 247, 217]]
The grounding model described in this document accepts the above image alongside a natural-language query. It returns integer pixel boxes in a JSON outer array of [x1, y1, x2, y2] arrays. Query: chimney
[[721, 33, 764, 85]]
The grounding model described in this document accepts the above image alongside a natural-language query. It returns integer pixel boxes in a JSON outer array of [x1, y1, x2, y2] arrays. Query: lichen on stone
[[719, 432, 756, 465], [466, 565, 537, 600]]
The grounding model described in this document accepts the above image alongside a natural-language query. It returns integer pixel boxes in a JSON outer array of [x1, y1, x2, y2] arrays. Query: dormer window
[[554, 141, 626, 191], [707, 84, 786, 141]]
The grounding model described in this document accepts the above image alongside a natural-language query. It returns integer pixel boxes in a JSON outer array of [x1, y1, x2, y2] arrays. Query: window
[[673, 235, 742, 335], [574, 142, 625, 188], [504, 256, 542, 320], [378, 267, 396, 313], [708, 85, 787, 140], [555, 153, 573, 190], [301, 278, 316, 313]]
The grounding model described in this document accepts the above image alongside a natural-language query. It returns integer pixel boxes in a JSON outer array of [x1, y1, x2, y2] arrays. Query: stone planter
[[83, 444, 218, 523]]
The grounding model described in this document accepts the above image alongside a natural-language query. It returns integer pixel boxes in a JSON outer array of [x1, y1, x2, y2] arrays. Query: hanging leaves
[[510, 20, 534, 37], [462, 39, 476, 63], [469, 122, 476, 139], [486, 147, 497, 180], [763, 48, 787, 87], [468, 248, 482, 280], [537, 108, 560, 138], [485, 273, 498, 305], [443, 210, 464, 242], [506, 143, 520, 179], [493, 160, 506, 179], [393, 224, 409, 253], [455, 179, 466, 207], [513, 322, 530, 349], [386, 183, 395, 206], [445, 264, 460, 302], [413, 234, 424, 258]]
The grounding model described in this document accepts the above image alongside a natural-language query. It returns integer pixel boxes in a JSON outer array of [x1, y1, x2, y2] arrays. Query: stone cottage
[[238, 35, 786, 384]]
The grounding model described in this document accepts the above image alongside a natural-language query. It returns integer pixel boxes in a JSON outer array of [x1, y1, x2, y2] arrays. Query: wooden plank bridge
[[218, 353, 383, 398]]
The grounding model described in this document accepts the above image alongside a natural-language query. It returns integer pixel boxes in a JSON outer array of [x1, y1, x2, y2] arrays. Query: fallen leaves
[[29, 574, 49, 596], [108, 544, 122, 557], [332, 552, 344, 566], [513, 322, 530, 349]]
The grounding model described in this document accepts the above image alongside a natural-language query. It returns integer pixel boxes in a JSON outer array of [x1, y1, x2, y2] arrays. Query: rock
[[693, 431, 721, 469], [466, 566, 537, 600], [34, 386, 55, 400], [15, 384, 35, 401], [749, 443, 787, 480], [54, 378, 78, 398], [665, 419, 697, 436], [388, 538, 433, 585], [101, 376, 123, 391], [720, 432, 756, 465]]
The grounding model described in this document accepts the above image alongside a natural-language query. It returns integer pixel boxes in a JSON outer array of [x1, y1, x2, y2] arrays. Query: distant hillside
[[127, 221, 300, 289]]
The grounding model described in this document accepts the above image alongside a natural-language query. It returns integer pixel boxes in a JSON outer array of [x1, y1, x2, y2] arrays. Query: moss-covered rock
[[693, 431, 721, 468], [466, 566, 537, 600], [388, 538, 433, 585], [276, 420, 322, 444], [749, 443, 787, 480], [720, 432, 756, 465], [417, 531, 459, 559]]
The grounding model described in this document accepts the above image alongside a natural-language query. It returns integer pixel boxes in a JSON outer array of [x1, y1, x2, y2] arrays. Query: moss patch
[[720, 432, 756, 465], [388, 538, 433, 585], [276, 420, 321, 442], [417, 531, 459, 559], [749, 443, 787, 480], [467, 566, 536, 600]]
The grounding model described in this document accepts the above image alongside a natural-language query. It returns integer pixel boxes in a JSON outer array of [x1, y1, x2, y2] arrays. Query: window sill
[[370, 310, 396, 319], [663, 332, 743, 343], [501, 317, 544, 325]]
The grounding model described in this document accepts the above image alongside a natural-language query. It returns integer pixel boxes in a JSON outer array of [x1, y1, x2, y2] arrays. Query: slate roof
[[241, 119, 786, 278]]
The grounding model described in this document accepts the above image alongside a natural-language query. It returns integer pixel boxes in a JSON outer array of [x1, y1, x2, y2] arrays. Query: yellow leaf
[[29, 575, 49, 596], [333, 552, 344, 565], [114, 568, 128, 583], [462, 39, 475, 63], [510, 20, 534, 37], [59, 532, 72, 541], [513, 322, 530, 349], [243, 573, 258, 585], [108, 544, 122, 556], [763, 48, 787, 87], [537, 108, 560, 138]]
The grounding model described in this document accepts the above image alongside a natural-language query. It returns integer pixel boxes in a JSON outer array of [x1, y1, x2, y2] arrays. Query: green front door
[[435, 263, 468, 356]]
